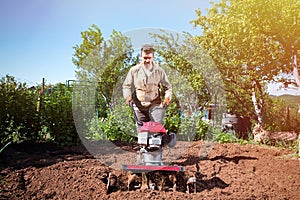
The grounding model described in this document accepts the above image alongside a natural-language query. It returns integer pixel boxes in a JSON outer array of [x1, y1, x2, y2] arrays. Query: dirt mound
[[1, 141, 299, 199]]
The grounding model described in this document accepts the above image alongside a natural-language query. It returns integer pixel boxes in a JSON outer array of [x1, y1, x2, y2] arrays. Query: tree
[[152, 31, 226, 111], [147, 31, 227, 139], [248, 0, 300, 87], [72, 24, 104, 75], [191, 0, 300, 126], [72, 24, 133, 115], [72, 24, 139, 142]]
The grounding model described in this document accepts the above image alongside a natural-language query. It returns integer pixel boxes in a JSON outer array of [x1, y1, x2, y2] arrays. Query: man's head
[[140, 44, 155, 67], [141, 44, 155, 54]]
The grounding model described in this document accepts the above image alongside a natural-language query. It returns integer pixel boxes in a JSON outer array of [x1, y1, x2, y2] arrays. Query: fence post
[[37, 77, 45, 112]]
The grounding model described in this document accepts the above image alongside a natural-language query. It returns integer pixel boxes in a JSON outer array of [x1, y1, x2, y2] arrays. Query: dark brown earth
[[1, 140, 299, 200]]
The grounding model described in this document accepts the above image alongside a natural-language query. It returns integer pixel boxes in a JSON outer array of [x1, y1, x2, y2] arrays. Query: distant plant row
[[0, 75, 80, 146], [2, 74, 300, 149]]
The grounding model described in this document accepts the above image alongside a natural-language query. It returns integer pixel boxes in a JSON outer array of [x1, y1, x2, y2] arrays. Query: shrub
[[98, 113, 135, 142], [0, 75, 41, 144], [40, 83, 81, 146], [263, 97, 300, 132]]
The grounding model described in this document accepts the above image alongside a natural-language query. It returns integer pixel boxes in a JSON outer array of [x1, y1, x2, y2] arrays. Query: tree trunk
[[251, 80, 263, 125], [292, 49, 300, 87], [292, 49, 300, 156]]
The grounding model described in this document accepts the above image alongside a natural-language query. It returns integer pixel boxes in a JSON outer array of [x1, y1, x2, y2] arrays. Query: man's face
[[141, 52, 154, 66]]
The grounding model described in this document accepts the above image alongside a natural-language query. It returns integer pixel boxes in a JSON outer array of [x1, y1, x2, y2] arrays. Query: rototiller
[[121, 101, 184, 190]]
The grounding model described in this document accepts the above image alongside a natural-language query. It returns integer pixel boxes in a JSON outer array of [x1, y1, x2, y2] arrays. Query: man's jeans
[[133, 103, 165, 133]]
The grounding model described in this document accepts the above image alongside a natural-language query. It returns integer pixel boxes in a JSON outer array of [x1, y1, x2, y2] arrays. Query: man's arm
[[161, 70, 172, 106], [162, 71, 172, 98], [122, 69, 134, 105]]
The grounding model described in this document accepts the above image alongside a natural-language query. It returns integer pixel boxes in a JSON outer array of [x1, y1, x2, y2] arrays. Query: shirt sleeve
[[161, 70, 172, 100], [122, 68, 133, 99]]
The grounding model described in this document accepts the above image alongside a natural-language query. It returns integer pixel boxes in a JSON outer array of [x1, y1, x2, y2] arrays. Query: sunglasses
[[143, 57, 152, 60]]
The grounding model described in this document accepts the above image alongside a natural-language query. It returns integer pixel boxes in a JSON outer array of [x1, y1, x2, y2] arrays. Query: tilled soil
[[0, 141, 299, 200]]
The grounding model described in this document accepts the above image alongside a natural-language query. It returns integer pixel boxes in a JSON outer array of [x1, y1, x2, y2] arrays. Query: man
[[122, 44, 172, 131]]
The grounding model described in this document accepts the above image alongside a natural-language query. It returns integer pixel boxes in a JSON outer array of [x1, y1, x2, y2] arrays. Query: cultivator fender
[[122, 164, 184, 173]]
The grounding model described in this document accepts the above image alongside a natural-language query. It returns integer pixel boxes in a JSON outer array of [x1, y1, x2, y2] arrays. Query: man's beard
[[144, 61, 153, 69]]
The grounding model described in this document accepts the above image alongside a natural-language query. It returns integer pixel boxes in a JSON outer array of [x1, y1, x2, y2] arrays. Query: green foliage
[[71, 25, 139, 144], [263, 96, 300, 132], [211, 127, 248, 144], [152, 31, 213, 107], [191, 0, 300, 125], [163, 98, 181, 133], [3, 10, 300, 148], [214, 131, 238, 143], [0, 75, 81, 146], [270, 95, 300, 110], [72, 24, 133, 115], [167, 112, 210, 142], [86, 117, 105, 140], [86, 103, 136, 142], [72, 24, 104, 69], [72, 25, 227, 145], [40, 83, 81, 146], [98, 113, 135, 142], [150, 31, 226, 140], [0, 75, 41, 144], [195, 119, 210, 141]]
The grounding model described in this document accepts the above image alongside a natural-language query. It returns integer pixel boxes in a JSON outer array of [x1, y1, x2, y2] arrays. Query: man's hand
[[126, 96, 132, 106], [162, 97, 170, 108]]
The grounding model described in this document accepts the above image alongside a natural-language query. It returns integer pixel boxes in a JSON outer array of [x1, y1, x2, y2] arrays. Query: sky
[[0, 0, 212, 85], [0, 0, 298, 95]]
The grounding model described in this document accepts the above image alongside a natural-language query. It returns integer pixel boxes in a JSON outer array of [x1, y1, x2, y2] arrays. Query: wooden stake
[[37, 78, 45, 112]]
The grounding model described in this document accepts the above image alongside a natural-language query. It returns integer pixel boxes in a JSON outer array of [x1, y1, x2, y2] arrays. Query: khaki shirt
[[122, 62, 172, 103]]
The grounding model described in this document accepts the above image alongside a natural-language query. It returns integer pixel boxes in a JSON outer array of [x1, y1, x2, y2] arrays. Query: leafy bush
[[211, 127, 248, 144], [40, 83, 81, 146], [263, 97, 300, 132], [163, 102, 181, 134], [1, 74, 298, 149], [98, 113, 135, 142], [0, 76, 82, 146], [164, 101, 210, 141], [0, 75, 42, 144]]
